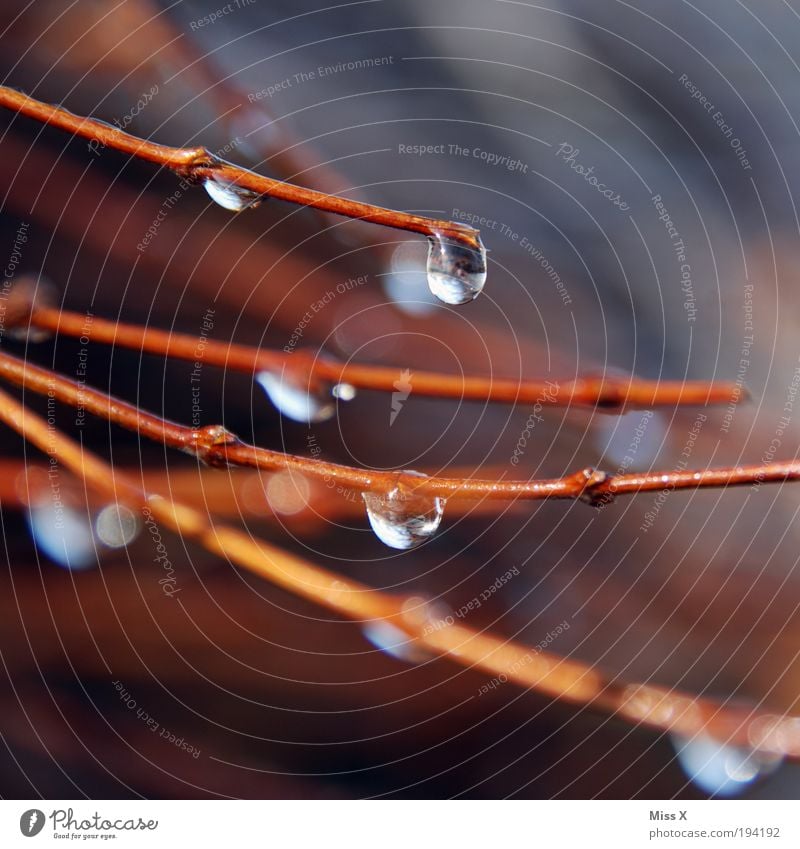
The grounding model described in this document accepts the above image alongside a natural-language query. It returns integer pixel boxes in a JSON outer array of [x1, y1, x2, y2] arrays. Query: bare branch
[[20, 299, 743, 410], [0, 85, 481, 251], [0, 381, 797, 757], [0, 347, 794, 504]]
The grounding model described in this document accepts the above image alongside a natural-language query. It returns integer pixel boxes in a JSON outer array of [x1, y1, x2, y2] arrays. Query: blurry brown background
[[1, 0, 799, 798]]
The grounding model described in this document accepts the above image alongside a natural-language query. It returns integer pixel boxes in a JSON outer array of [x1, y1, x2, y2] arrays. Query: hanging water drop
[[670, 733, 782, 796], [256, 370, 355, 423], [203, 175, 262, 211], [362, 470, 445, 549], [426, 231, 487, 305]]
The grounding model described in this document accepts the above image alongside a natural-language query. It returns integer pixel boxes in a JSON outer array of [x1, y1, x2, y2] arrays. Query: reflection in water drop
[[362, 471, 445, 549], [671, 733, 782, 796], [27, 500, 96, 570], [257, 370, 355, 423], [95, 504, 141, 548], [361, 621, 427, 664], [426, 232, 487, 305], [203, 175, 262, 211], [383, 240, 439, 316]]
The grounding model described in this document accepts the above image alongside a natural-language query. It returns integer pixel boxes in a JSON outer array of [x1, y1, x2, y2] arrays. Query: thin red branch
[[0, 459, 510, 521], [0, 347, 793, 504], [0, 381, 797, 757], [0, 85, 481, 251], [23, 302, 742, 410]]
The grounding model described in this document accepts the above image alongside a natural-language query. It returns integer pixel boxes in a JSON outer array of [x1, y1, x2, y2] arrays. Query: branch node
[[577, 467, 614, 507], [187, 424, 244, 467], [0, 276, 57, 342], [174, 146, 220, 182]]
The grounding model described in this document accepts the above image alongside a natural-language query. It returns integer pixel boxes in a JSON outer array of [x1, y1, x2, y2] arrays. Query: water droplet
[[265, 471, 311, 516], [203, 175, 262, 211], [361, 621, 428, 664], [332, 382, 357, 401], [402, 595, 452, 631], [256, 370, 355, 423], [226, 108, 282, 161], [95, 503, 140, 548], [671, 733, 782, 797], [426, 232, 487, 305], [362, 471, 445, 549], [26, 499, 96, 570], [594, 409, 666, 469]]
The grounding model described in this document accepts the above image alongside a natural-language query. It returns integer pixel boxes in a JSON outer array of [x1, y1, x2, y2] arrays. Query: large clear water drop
[[203, 175, 262, 211], [426, 232, 487, 305], [362, 471, 444, 549], [256, 370, 355, 423]]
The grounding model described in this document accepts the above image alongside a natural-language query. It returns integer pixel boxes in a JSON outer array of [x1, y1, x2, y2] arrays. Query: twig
[[0, 381, 797, 756], [0, 347, 795, 504], [0, 131, 572, 378], [0, 85, 481, 252], [22, 300, 743, 409], [0, 459, 510, 520]]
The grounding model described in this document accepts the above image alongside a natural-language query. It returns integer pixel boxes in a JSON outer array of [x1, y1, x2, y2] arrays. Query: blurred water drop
[[227, 108, 282, 161], [383, 240, 438, 316], [26, 500, 96, 570], [426, 232, 487, 305], [95, 503, 140, 548], [671, 733, 782, 796], [203, 175, 262, 211], [257, 370, 353, 423], [402, 594, 452, 630], [362, 471, 445, 549], [361, 621, 427, 664], [332, 382, 357, 401], [266, 471, 311, 516], [594, 410, 666, 470]]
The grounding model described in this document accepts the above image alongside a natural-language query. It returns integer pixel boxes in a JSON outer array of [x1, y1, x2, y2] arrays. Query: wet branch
[[0, 85, 481, 251], [0, 381, 797, 757], [24, 301, 742, 410], [0, 347, 794, 504]]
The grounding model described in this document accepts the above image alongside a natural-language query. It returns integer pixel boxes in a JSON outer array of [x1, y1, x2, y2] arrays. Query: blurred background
[[1, 0, 799, 798]]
